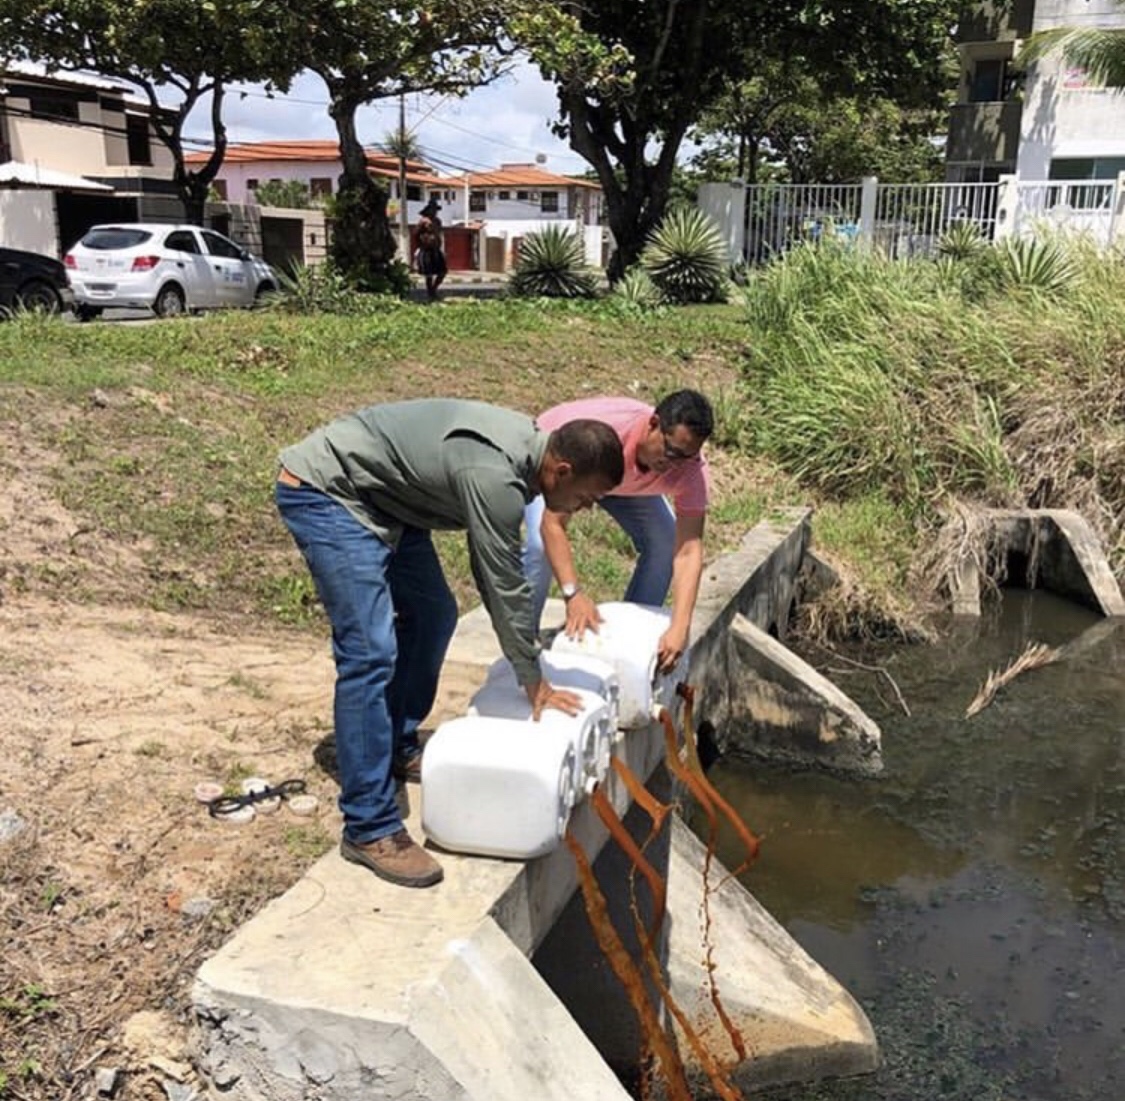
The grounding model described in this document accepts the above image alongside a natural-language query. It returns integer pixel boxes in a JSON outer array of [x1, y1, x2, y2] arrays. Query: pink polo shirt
[[536, 396, 709, 516]]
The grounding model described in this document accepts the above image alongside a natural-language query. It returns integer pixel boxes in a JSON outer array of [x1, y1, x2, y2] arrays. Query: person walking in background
[[524, 389, 714, 676], [276, 399, 624, 889], [415, 199, 447, 302]]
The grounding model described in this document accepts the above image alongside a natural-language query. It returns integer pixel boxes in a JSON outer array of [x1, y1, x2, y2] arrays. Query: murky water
[[700, 591, 1125, 1101]]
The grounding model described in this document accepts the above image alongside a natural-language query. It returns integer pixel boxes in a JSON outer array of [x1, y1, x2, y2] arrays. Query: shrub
[[267, 262, 403, 315], [509, 226, 599, 299], [937, 220, 988, 261], [995, 236, 1077, 295], [641, 207, 730, 304], [611, 266, 665, 312]]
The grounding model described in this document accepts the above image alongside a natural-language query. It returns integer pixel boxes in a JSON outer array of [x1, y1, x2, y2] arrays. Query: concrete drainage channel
[[190, 506, 1122, 1099]]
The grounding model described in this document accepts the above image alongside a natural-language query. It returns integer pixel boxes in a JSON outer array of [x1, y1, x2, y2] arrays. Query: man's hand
[[525, 678, 584, 719], [564, 591, 602, 639], [656, 624, 690, 674]]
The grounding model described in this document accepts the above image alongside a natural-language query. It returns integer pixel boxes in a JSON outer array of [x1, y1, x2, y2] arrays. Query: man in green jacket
[[276, 399, 624, 888]]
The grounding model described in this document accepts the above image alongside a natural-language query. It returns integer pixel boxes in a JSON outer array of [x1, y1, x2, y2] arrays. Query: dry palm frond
[[964, 641, 1062, 717]]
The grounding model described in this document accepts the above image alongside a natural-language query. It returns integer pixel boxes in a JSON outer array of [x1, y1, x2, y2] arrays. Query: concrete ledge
[[947, 508, 1125, 617], [713, 613, 883, 775]]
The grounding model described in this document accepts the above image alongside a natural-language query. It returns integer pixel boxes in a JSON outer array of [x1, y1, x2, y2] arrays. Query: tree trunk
[[326, 85, 397, 289]]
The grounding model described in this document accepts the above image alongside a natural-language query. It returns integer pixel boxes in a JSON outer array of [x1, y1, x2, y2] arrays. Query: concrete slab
[[192, 513, 880, 1098], [713, 613, 883, 775]]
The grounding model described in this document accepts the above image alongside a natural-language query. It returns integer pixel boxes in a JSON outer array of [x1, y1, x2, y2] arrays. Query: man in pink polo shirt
[[525, 389, 713, 673]]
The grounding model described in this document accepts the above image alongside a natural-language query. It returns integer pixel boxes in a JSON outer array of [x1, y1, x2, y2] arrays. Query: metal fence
[[709, 175, 1125, 266], [1011, 180, 1116, 248], [872, 182, 1000, 258], [743, 183, 863, 263]]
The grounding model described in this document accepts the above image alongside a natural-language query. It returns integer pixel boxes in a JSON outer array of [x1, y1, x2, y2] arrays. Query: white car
[[65, 223, 277, 320]]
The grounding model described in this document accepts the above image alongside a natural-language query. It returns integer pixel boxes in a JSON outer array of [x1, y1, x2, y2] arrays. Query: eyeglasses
[[662, 434, 701, 462]]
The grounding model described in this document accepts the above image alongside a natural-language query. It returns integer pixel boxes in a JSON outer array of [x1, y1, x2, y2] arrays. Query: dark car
[[0, 246, 74, 317]]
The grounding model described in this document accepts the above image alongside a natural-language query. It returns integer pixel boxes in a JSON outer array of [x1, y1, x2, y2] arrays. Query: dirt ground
[[0, 449, 480, 1100]]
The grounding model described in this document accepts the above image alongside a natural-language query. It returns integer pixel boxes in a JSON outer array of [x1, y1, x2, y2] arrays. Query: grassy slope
[[0, 301, 797, 625]]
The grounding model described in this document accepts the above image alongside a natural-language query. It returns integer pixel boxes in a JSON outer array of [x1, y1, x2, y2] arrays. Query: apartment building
[[946, 0, 1125, 182]]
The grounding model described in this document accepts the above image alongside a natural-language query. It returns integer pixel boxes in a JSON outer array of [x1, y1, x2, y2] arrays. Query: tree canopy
[[2, 0, 303, 223], [528, 0, 961, 276]]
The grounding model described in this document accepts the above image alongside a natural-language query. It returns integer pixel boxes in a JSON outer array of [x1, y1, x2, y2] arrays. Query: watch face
[[562, 583, 578, 598]]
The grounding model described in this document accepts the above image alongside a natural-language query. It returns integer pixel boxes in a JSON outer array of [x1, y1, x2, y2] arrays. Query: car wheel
[[15, 280, 61, 315], [154, 284, 186, 318], [75, 304, 103, 322], [253, 281, 276, 307]]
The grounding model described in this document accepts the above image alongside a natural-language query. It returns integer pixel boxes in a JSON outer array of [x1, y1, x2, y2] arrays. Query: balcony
[[955, 0, 1034, 43], [946, 100, 1023, 165]]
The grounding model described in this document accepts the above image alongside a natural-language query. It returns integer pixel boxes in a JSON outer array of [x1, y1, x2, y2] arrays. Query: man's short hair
[[547, 419, 625, 486], [656, 389, 714, 440]]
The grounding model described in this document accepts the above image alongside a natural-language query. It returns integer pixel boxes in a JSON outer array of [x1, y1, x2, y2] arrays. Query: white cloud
[[188, 61, 588, 178]]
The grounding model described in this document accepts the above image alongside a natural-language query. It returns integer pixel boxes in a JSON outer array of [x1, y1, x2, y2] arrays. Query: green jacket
[[281, 399, 548, 685]]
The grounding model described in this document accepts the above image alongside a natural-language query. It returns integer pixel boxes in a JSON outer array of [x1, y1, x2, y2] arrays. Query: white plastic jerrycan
[[479, 651, 622, 731], [420, 715, 577, 860], [468, 676, 613, 794], [549, 601, 690, 729]]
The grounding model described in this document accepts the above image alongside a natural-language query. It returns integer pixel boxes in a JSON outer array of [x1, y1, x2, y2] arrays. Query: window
[[201, 230, 244, 259], [969, 57, 1015, 103], [125, 114, 151, 165], [29, 93, 80, 121], [210, 179, 229, 200], [164, 230, 201, 254], [516, 190, 529, 201], [247, 178, 259, 191], [469, 191, 487, 212], [540, 191, 559, 213], [310, 177, 332, 197], [407, 184, 422, 201], [498, 190, 510, 200]]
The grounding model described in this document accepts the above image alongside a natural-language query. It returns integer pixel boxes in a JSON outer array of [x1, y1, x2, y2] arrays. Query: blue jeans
[[522, 493, 675, 625], [276, 483, 459, 843]]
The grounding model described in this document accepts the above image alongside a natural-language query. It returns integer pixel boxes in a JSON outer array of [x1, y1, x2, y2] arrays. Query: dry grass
[[964, 640, 1062, 718]]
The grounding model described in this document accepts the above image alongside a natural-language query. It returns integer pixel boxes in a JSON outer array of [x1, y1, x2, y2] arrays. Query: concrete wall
[[0, 191, 58, 254]]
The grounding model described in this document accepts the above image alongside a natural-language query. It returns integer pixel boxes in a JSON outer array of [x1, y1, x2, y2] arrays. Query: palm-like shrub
[[937, 220, 988, 261], [612, 266, 665, 311], [509, 226, 598, 299], [641, 207, 730, 304], [996, 236, 1077, 294]]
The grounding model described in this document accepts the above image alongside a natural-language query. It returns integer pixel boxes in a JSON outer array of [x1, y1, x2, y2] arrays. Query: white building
[[947, 0, 1125, 183]]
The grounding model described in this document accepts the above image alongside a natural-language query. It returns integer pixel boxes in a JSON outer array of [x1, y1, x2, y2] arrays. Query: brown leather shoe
[[392, 752, 423, 784], [340, 830, 443, 888]]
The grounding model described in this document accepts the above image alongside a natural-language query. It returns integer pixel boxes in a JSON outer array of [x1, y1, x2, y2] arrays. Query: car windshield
[[80, 228, 153, 250]]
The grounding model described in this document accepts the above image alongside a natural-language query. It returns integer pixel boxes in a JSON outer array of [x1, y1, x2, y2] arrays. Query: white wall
[[1017, 0, 1125, 178], [0, 191, 59, 255]]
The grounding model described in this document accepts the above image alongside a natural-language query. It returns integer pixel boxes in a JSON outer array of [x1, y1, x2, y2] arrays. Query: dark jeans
[[276, 482, 458, 843]]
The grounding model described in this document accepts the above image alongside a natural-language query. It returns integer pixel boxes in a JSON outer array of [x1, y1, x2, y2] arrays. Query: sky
[[185, 61, 592, 179]]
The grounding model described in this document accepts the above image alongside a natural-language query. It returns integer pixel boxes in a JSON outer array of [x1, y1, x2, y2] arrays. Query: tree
[[1021, 15, 1125, 88], [528, 0, 961, 279], [279, 1, 527, 287], [2, 0, 303, 224]]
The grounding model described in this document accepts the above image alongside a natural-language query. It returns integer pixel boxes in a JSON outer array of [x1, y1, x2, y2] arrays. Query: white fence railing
[[697, 172, 1125, 265]]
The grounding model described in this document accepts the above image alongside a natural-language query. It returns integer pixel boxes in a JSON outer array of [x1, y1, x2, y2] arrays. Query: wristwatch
[[561, 582, 581, 600]]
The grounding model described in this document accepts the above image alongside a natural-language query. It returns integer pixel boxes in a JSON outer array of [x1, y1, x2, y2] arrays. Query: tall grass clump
[[737, 237, 1125, 604]]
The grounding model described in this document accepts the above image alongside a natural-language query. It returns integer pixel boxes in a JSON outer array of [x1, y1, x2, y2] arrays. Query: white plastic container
[[550, 601, 691, 729], [468, 677, 613, 791], [420, 715, 578, 859], [481, 651, 622, 731]]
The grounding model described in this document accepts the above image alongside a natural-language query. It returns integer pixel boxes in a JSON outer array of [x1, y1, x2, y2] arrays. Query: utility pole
[[398, 93, 409, 260]]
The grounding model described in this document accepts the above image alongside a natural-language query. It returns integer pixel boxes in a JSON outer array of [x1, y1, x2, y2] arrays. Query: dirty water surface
[[702, 591, 1124, 1101]]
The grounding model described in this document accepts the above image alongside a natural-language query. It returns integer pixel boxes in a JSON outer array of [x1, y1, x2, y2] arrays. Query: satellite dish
[[535, 153, 547, 164]]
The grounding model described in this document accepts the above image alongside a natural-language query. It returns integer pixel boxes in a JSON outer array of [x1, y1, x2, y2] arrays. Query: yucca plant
[[612, 266, 665, 311], [995, 236, 1077, 295], [937, 220, 988, 262], [508, 226, 598, 299], [641, 207, 730, 304]]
